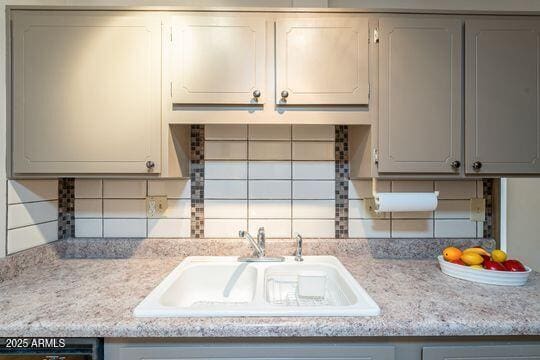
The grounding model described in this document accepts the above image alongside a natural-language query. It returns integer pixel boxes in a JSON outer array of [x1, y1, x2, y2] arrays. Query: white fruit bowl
[[438, 255, 532, 286]]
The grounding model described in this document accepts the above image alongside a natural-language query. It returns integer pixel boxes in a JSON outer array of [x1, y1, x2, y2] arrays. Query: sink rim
[[134, 255, 380, 317]]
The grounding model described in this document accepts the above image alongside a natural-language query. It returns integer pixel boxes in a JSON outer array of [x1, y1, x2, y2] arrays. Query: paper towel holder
[[371, 178, 439, 213]]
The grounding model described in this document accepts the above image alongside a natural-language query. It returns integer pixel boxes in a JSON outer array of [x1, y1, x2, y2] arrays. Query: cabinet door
[[423, 345, 540, 360], [106, 342, 395, 360], [275, 17, 369, 105], [378, 17, 462, 174], [12, 11, 161, 174], [465, 19, 540, 174], [171, 16, 266, 105]]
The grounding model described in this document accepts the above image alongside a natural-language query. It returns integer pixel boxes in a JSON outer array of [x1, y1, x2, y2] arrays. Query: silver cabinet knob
[[146, 161, 155, 169], [253, 90, 261, 98], [472, 161, 482, 170], [450, 160, 461, 169], [281, 90, 289, 99]]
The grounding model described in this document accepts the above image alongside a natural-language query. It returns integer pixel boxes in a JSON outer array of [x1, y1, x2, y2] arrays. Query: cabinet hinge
[[373, 148, 379, 166], [170, 81, 173, 98], [373, 29, 379, 44], [368, 84, 371, 100], [170, 26, 173, 42]]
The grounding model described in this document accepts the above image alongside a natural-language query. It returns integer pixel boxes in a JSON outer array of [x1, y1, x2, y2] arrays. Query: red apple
[[480, 254, 491, 263], [483, 260, 507, 271], [451, 259, 466, 266], [503, 260, 527, 272]]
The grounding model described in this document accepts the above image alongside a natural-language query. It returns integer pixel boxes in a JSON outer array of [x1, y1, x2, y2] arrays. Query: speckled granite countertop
[[0, 238, 538, 338]]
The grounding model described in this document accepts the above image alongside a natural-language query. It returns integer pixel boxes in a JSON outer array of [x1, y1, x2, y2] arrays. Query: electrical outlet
[[146, 196, 168, 218], [470, 198, 486, 222], [364, 198, 385, 219]]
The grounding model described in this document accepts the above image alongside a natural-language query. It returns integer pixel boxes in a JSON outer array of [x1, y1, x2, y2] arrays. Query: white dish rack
[[265, 274, 350, 307]]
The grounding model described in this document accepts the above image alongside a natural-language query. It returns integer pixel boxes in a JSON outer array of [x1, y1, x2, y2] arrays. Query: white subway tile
[[148, 219, 191, 238], [7, 180, 58, 204], [7, 221, 58, 254], [292, 125, 335, 141], [205, 219, 247, 238], [392, 180, 433, 192], [162, 199, 191, 218], [103, 219, 146, 238], [249, 125, 291, 140], [148, 179, 190, 198], [392, 219, 434, 238], [205, 200, 247, 219], [249, 200, 291, 218], [292, 219, 335, 238], [249, 141, 291, 160], [349, 219, 391, 238], [293, 181, 335, 200], [391, 211, 433, 219], [103, 199, 146, 218], [435, 200, 470, 219], [7, 200, 58, 229], [249, 161, 291, 180], [75, 199, 102, 218], [205, 124, 247, 140], [435, 219, 478, 238], [349, 199, 389, 219], [103, 180, 146, 199], [205, 161, 247, 180], [292, 200, 335, 219], [248, 219, 292, 238], [477, 180, 484, 198], [205, 141, 247, 160], [292, 161, 334, 180], [204, 180, 247, 199], [74, 179, 102, 198], [349, 180, 390, 199], [477, 221, 484, 238], [75, 219, 103, 238], [292, 142, 334, 160], [249, 180, 291, 199], [435, 180, 477, 199]]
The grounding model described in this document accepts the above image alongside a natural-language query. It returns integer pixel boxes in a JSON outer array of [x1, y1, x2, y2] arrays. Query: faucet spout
[[239, 230, 264, 257]]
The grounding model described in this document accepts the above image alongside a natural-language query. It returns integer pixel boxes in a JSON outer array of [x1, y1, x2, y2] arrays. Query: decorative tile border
[[190, 125, 205, 238], [483, 178, 494, 239], [58, 178, 75, 239], [335, 125, 349, 238]]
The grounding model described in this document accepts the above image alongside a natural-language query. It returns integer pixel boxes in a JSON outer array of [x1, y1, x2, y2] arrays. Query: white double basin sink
[[134, 256, 380, 317]]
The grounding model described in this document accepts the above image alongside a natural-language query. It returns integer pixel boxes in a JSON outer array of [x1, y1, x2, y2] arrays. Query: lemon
[[469, 265, 484, 270], [491, 249, 507, 263], [461, 252, 484, 266]]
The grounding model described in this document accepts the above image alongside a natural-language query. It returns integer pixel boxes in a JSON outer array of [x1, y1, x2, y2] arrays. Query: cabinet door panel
[[171, 16, 266, 104], [378, 17, 462, 173], [276, 18, 369, 105], [466, 19, 540, 174], [423, 345, 540, 360], [12, 11, 161, 174]]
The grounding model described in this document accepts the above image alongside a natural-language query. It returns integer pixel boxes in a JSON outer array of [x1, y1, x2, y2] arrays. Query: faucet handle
[[239, 230, 246, 237], [258, 227, 265, 234]]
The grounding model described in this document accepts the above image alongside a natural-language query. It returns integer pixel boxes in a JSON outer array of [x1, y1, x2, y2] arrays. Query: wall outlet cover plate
[[147, 196, 168, 218], [470, 197, 486, 222]]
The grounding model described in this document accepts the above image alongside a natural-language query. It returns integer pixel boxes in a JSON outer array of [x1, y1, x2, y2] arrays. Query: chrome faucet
[[294, 233, 304, 262], [238, 227, 284, 262]]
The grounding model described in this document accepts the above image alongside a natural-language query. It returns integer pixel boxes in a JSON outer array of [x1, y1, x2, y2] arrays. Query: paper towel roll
[[375, 192, 438, 212]]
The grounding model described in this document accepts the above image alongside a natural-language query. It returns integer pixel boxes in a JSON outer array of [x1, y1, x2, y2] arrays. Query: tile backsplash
[[4, 125, 493, 253]]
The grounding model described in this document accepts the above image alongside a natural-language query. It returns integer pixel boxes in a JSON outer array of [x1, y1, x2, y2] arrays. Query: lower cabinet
[[423, 345, 540, 360], [105, 339, 540, 360], [105, 342, 395, 360]]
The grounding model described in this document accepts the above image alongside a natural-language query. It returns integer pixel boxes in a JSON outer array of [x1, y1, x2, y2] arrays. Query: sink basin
[[134, 256, 380, 317]]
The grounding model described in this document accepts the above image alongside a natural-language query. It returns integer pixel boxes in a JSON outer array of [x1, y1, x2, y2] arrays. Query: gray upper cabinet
[[11, 11, 162, 174], [378, 17, 462, 174], [465, 19, 540, 174]]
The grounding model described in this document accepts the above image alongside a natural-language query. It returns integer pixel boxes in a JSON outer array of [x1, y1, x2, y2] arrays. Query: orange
[[443, 247, 462, 262], [461, 252, 484, 266]]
